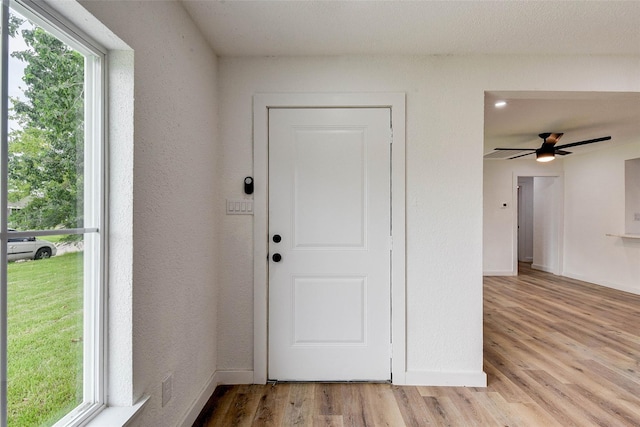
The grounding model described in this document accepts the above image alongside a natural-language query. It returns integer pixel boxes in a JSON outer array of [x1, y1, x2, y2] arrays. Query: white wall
[[563, 141, 640, 293], [77, 2, 220, 426], [219, 55, 640, 385], [532, 176, 562, 274], [218, 56, 486, 384], [58, 0, 640, 420], [484, 160, 564, 275]]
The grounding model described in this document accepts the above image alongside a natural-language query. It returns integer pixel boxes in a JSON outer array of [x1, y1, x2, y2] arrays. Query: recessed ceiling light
[[494, 100, 507, 108]]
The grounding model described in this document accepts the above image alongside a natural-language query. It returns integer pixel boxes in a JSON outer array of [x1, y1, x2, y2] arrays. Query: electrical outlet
[[634, 213, 640, 221], [162, 374, 172, 407]]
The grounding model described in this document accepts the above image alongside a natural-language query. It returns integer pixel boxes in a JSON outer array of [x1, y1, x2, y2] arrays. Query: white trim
[[178, 374, 218, 427], [483, 270, 517, 276], [562, 272, 640, 296], [512, 172, 564, 277], [531, 263, 557, 274], [216, 370, 255, 385], [404, 370, 487, 387], [253, 93, 407, 385], [83, 396, 149, 427], [0, 2, 108, 424], [27, 1, 137, 422], [178, 370, 254, 427], [0, 4, 9, 425], [15, 0, 107, 56]]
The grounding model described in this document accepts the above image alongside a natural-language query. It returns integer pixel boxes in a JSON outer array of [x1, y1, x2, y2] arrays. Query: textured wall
[[216, 56, 487, 380], [52, 0, 640, 421], [78, 1, 220, 425], [563, 141, 640, 293], [218, 55, 640, 382]]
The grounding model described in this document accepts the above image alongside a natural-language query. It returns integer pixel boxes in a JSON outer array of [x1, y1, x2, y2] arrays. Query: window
[[0, 1, 105, 426]]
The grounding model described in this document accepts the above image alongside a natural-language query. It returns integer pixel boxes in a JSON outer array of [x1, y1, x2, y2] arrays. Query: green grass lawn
[[7, 252, 83, 426]]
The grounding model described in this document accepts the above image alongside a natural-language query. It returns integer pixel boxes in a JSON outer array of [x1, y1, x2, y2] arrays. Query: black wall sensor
[[244, 177, 254, 195]]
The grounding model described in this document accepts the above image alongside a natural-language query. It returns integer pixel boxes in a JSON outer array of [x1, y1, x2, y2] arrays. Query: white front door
[[268, 107, 391, 381]]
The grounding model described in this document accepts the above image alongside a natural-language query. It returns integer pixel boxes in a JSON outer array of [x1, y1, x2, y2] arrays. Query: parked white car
[[8, 229, 57, 261]]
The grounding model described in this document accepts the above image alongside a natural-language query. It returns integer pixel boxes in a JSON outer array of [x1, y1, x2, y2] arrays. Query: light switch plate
[[226, 199, 254, 215]]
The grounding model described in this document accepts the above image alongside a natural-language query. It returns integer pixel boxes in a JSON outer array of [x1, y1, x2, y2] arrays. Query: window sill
[[84, 396, 149, 427]]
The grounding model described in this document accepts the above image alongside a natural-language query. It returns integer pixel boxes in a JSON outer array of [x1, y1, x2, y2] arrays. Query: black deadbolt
[[272, 253, 282, 262], [273, 234, 282, 243], [244, 176, 254, 195]]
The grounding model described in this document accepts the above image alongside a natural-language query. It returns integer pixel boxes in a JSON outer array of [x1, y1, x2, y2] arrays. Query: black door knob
[[272, 253, 282, 262], [273, 234, 282, 243]]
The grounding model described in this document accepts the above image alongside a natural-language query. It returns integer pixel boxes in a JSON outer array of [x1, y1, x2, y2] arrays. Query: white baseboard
[[179, 373, 219, 427], [483, 270, 516, 276], [215, 369, 255, 385], [531, 263, 556, 274], [404, 370, 487, 387], [562, 272, 640, 296], [178, 370, 254, 427]]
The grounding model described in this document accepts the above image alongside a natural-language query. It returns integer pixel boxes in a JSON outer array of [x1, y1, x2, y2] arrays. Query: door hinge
[[388, 236, 393, 251], [389, 127, 393, 144], [390, 342, 393, 357]]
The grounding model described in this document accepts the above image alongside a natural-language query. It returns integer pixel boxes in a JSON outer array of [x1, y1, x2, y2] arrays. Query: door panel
[[293, 128, 365, 249], [292, 276, 366, 344], [268, 107, 391, 381]]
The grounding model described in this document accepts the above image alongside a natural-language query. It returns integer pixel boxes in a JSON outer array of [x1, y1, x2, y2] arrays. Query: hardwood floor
[[194, 264, 640, 426]]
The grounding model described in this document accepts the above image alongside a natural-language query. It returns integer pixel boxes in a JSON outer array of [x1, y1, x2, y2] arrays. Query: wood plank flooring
[[194, 264, 640, 426]]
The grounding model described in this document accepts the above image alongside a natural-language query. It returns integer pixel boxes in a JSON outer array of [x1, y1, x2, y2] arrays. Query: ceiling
[[180, 1, 640, 159], [484, 92, 640, 160], [180, 1, 640, 57]]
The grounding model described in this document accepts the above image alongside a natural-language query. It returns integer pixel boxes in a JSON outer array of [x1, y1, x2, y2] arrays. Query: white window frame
[[0, 0, 107, 425]]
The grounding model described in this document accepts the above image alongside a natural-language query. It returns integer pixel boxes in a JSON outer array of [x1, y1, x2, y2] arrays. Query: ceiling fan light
[[536, 148, 555, 162]]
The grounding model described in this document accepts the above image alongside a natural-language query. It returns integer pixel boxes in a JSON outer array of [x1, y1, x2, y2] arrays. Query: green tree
[[9, 22, 84, 230]]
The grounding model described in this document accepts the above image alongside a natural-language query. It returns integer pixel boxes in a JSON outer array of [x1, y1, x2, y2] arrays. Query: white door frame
[[512, 172, 564, 276], [517, 177, 534, 263], [253, 93, 406, 384]]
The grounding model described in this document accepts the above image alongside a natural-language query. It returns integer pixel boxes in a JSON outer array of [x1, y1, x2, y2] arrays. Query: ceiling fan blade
[[493, 148, 537, 151], [555, 150, 572, 156], [507, 151, 535, 160], [555, 136, 611, 150], [539, 132, 564, 145]]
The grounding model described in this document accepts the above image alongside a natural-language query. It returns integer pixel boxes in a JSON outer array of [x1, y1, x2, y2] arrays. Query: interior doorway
[[517, 177, 534, 263], [514, 174, 563, 275]]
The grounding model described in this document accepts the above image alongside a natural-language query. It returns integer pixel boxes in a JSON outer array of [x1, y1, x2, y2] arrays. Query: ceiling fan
[[493, 132, 612, 162]]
